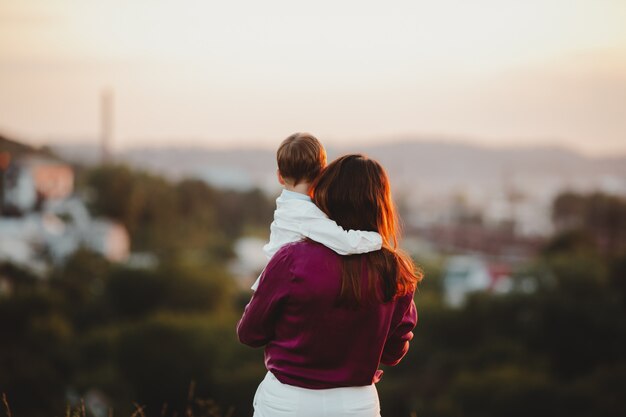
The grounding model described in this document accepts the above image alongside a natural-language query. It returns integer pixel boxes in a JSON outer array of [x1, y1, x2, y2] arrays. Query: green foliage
[[379, 235, 626, 416], [442, 366, 556, 417], [2, 172, 625, 417], [542, 229, 598, 256], [86, 164, 151, 237], [49, 249, 112, 330], [561, 362, 626, 417], [552, 191, 626, 254], [104, 263, 233, 320], [116, 314, 222, 412], [0, 290, 74, 416], [1, 164, 276, 416], [609, 253, 626, 304], [113, 313, 263, 415], [212, 188, 275, 238], [83, 164, 273, 254], [0, 254, 259, 416], [0, 262, 39, 290]]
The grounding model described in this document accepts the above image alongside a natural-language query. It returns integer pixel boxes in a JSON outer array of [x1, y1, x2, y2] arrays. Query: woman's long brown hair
[[312, 154, 422, 307]]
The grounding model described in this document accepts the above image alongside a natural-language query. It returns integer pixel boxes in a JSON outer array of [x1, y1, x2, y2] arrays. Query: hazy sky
[[1, 0, 625, 155]]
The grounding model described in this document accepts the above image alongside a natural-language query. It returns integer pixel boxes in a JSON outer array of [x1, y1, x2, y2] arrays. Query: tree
[[552, 192, 626, 255]]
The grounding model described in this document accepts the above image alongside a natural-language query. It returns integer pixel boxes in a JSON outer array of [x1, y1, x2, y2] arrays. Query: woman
[[237, 154, 422, 417]]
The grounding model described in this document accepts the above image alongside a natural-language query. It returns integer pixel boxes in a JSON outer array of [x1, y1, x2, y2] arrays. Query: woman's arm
[[237, 246, 294, 347], [380, 293, 418, 366]]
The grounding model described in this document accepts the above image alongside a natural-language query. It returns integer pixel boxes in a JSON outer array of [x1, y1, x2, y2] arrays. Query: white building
[[0, 198, 130, 275], [443, 255, 513, 307], [43, 198, 130, 264], [0, 154, 129, 276], [0, 214, 48, 275], [3, 156, 74, 213], [229, 236, 268, 289]]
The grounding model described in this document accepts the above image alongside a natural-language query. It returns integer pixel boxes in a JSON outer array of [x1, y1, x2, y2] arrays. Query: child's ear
[[277, 169, 286, 185]]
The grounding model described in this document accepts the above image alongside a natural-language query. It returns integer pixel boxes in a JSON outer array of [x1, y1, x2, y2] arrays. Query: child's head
[[276, 132, 327, 186]]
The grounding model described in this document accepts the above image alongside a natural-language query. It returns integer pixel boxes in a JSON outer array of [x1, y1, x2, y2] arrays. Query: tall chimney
[[100, 88, 114, 164]]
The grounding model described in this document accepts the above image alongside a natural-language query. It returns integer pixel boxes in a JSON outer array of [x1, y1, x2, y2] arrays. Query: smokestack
[[100, 88, 114, 164]]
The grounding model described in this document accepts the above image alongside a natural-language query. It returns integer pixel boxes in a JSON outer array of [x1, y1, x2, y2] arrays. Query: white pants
[[253, 372, 381, 417]]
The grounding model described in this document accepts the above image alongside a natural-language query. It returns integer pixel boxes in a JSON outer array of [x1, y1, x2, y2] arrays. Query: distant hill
[[49, 139, 626, 196], [0, 135, 58, 159], [361, 141, 626, 182]]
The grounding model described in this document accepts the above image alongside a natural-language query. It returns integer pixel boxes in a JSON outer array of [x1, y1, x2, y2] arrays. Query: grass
[[1, 383, 234, 417], [2, 394, 11, 417]]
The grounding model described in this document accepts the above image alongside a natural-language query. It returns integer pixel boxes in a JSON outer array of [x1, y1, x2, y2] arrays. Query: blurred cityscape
[[127, 139, 624, 308], [4, 131, 624, 306], [1, 128, 625, 417]]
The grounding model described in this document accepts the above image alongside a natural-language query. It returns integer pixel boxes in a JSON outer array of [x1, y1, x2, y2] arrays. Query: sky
[[0, 0, 625, 155]]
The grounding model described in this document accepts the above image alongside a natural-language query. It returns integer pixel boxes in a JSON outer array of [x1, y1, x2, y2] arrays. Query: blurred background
[[1, 0, 625, 416]]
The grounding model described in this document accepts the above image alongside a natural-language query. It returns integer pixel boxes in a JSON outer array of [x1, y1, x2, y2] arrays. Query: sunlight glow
[[0, 0, 625, 154]]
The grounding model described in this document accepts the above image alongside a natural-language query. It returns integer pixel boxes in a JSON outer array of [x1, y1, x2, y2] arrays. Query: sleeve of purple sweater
[[380, 293, 418, 366], [236, 246, 293, 347]]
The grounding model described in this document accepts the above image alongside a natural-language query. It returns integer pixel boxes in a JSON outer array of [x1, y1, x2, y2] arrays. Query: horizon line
[[2, 129, 626, 159]]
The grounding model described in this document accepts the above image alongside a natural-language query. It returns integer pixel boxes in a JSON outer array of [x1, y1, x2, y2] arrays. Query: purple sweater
[[237, 241, 417, 389]]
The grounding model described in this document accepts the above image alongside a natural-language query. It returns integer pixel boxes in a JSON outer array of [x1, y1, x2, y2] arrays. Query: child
[[251, 132, 382, 291]]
